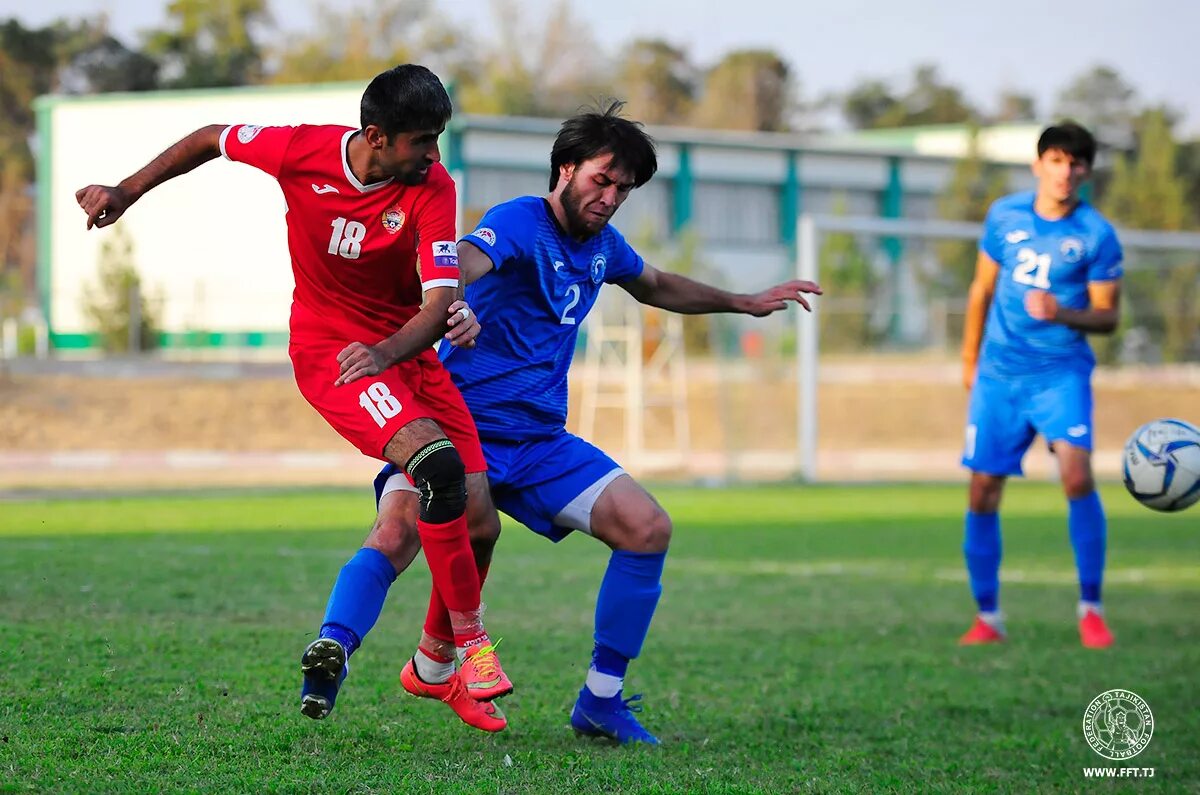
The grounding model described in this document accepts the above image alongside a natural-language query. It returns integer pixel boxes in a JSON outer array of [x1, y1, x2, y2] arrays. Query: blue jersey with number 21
[[978, 190, 1123, 379], [439, 197, 644, 441]]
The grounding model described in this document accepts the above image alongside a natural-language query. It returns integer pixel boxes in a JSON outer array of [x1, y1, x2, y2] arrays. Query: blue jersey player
[[958, 122, 1122, 649], [363, 102, 821, 743]]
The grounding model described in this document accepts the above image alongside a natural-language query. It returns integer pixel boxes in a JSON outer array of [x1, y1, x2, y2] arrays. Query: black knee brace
[[405, 439, 467, 523]]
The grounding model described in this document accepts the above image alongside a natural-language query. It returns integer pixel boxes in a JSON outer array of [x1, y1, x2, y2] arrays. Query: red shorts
[[290, 343, 486, 472]]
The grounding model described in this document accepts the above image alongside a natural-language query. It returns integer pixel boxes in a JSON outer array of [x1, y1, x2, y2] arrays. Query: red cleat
[[958, 615, 1006, 645], [400, 659, 507, 732], [1079, 607, 1115, 649], [459, 641, 514, 701]]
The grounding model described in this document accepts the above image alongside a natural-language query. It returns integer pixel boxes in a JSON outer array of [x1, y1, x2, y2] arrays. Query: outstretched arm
[[75, 124, 226, 229], [961, 250, 1000, 390], [619, 263, 821, 316]]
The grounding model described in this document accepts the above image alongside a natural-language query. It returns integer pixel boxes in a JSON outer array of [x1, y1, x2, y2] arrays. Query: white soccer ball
[[1122, 418, 1200, 512]]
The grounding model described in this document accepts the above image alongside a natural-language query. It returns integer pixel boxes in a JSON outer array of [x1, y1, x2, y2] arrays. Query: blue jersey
[[978, 191, 1123, 379], [440, 196, 644, 440]]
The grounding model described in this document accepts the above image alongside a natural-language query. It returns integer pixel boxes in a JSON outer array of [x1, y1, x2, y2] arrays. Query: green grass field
[[2, 483, 1197, 793]]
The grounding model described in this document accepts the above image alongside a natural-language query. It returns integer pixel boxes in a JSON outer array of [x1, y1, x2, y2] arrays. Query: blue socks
[[964, 492, 1106, 613], [963, 511, 1001, 612], [319, 547, 397, 657], [1069, 491, 1106, 604], [588, 549, 666, 699], [592, 643, 630, 680]]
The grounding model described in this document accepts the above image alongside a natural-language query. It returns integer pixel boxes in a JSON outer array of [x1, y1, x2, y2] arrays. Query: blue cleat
[[570, 688, 660, 745], [300, 637, 349, 720]]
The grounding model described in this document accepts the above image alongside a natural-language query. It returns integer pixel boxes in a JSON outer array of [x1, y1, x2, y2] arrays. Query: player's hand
[[445, 300, 479, 348], [334, 341, 391, 386], [962, 360, 977, 391], [75, 184, 133, 230], [1024, 289, 1059, 322], [738, 280, 823, 317]]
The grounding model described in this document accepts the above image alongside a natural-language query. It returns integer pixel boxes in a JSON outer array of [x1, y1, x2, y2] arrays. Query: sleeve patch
[[472, 228, 497, 246], [237, 124, 264, 144]]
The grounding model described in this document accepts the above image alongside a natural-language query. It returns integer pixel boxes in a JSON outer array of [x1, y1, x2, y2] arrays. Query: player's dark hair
[[360, 64, 452, 139], [1038, 122, 1096, 166], [549, 100, 658, 190]]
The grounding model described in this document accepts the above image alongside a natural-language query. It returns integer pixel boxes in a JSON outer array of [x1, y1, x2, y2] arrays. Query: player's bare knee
[[613, 503, 672, 553], [365, 512, 420, 571], [641, 506, 673, 552], [1062, 470, 1095, 500], [969, 474, 1005, 513]]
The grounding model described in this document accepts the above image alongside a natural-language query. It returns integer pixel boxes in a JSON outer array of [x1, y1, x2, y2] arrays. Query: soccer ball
[[1122, 418, 1200, 512]]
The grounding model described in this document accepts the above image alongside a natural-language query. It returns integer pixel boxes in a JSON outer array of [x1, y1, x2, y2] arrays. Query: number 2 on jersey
[[560, 284, 581, 325], [329, 217, 366, 260], [1012, 247, 1051, 289]]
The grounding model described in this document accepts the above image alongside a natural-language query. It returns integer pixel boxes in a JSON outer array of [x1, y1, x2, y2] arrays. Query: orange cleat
[[958, 615, 1007, 645], [1079, 607, 1115, 649], [458, 641, 514, 701], [400, 658, 507, 732]]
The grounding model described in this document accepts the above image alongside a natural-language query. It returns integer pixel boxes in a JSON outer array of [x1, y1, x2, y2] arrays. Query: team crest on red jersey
[[381, 205, 406, 234]]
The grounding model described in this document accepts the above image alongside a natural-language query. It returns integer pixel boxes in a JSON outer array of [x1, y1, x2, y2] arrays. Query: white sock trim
[[585, 668, 623, 698], [415, 648, 454, 684]]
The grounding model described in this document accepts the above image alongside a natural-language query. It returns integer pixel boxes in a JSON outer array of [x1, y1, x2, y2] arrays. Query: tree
[[143, 0, 271, 88], [52, 16, 159, 94], [2, 16, 159, 299], [885, 64, 975, 127], [269, 0, 479, 86], [1100, 109, 1198, 362], [615, 39, 696, 125], [1053, 65, 1138, 148], [841, 79, 900, 130], [691, 49, 791, 132], [993, 91, 1036, 123], [81, 226, 161, 352], [455, 0, 608, 118], [1178, 137, 1200, 229], [0, 20, 58, 173], [840, 65, 975, 129]]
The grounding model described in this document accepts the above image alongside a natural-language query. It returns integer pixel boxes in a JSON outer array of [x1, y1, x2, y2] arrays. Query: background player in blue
[[958, 122, 1123, 649], [366, 102, 822, 743]]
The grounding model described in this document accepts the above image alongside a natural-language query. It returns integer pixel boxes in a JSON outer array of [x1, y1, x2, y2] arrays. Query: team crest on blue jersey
[[381, 204, 406, 235], [1061, 237, 1085, 263], [590, 253, 607, 284]]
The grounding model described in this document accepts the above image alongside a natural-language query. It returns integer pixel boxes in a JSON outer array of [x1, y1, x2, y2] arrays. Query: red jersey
[[219, 123, 460, 351]]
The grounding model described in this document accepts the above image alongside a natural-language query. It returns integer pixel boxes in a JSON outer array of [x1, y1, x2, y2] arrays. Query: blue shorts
[[374, 430, 624, 542], [962, 370, 1094, 477]]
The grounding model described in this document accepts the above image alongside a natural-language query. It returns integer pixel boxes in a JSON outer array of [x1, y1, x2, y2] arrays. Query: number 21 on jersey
[[1012, 246, 1051, 289]]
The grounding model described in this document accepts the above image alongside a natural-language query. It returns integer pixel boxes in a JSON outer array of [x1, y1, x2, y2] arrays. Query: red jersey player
[[75, 65, 510, 732]]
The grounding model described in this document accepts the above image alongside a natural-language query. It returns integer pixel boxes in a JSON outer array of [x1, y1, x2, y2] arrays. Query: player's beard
[[560, 175, 607, 240]]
